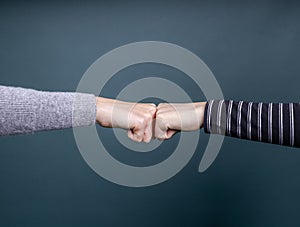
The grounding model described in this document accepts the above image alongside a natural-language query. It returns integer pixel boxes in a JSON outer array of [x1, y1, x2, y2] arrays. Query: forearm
[[203, 100, 300, 147], [0, 85, 96, 136]]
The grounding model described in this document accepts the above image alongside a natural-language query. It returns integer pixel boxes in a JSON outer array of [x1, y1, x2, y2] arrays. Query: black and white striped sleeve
[[203, 100, 300, 147]]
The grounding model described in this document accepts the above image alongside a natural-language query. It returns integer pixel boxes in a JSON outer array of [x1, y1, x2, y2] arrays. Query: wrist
[[196, 101, 207, 129], [96, 97, 116, 127]]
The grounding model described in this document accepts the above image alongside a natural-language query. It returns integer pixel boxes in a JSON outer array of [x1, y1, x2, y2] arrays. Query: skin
[[96, 97, 156, 143], [155, 102, 207, 140], [96, 97, 207, 142]]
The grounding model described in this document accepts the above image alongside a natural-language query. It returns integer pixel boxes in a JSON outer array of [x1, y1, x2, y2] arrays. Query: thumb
[[127, 128, 143, 142], [154, 117, 168, 140], [166, 129, 177, 139]]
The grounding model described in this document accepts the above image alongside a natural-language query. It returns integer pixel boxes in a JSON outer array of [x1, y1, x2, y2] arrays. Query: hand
[[96, 97, 156, 143], [154, 102, 206, 140]]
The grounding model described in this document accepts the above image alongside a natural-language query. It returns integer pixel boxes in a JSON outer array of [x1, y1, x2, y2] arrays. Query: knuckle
[[145, 112, 153, 121], [150, 106, 157, 114], [133, 138, 142, 143], [156, 108, 164, 116], [138, 118, 146, 127], [155, 115, 162, 123], [143, 137, 151, 143], [146, 103, 156, 108], [142, 113, 153, 125], [133, 118, 144, 129], [143, 112, 151, 119], [133, 133, 143, 142], [157, 103, 164, 109], [156, 113, 165, 121]]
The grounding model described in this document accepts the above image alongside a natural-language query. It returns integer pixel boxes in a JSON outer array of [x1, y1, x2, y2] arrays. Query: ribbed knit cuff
[[72, 93, 97, 127]]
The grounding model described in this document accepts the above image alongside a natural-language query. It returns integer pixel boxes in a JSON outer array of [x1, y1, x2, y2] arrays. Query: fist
[[96, 97, 156, 143], [154, 102, 206, 140]]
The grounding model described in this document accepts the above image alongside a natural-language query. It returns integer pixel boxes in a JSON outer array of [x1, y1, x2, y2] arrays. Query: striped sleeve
[[203, 100, 300, 147]]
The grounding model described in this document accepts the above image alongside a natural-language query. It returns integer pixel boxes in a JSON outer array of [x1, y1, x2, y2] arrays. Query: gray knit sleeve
[[0, 85, 97, 136]]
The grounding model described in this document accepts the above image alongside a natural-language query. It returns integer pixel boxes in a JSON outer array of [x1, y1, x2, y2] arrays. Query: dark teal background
[[1, 0, 300, 226]]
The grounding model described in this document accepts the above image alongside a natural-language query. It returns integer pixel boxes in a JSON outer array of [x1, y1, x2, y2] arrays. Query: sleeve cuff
[[72, 93, 97, 127]]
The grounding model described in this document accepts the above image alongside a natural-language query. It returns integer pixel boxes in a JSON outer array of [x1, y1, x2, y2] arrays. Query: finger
[[166, 129, 178, 139], [154, 117, 168, 140], [143, 118, 153, 143], [151, 118, 156, 140], [127, 129, 135, 141], [133, 127, 145, 142], [127, 129, 143, 142], [143, 107, 156, 143], [141, 103, 156, 108]]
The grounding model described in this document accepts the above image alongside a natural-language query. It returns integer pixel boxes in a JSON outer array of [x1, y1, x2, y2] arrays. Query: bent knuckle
[[144, 112, 153, 121], [157, 103, 164, 109]]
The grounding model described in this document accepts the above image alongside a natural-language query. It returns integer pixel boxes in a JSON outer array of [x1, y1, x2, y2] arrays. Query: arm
[[0, 85, 155, 143], [0, 85, 96, 136], [203, 100, 300, 147], [155, 100, 300, 148]]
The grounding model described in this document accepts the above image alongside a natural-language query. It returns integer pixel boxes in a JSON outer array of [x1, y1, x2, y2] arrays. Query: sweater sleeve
[[203, 100, 300, 148], [0, 85, 96, 136]]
